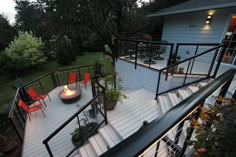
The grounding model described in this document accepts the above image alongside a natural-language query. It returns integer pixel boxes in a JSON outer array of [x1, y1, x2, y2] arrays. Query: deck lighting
[[206, 15, 212, 24]]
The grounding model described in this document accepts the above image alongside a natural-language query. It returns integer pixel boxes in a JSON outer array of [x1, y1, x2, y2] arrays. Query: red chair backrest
[[69, 72, 77, 82], [18, 100, 29, 112], [27, 88, 38, 98], [84, 73, 90, 81]]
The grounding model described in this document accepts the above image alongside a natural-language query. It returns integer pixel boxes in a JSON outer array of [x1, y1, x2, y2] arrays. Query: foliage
[[5, 31, 47, 72], [15, 0, 47, 39], [0, 14, 16, 51], [55, 35, 75, 65], [99, 54, 126, 102], [190, 97, 236, 157]]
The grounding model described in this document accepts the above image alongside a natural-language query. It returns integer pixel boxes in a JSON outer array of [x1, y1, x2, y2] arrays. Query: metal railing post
[[43, 142, 53, 157], [213, 46, 226, 78], [135, 41, 138, 69], [155, 72, 162, 99], [179, 105, 203, 157], [183, 60, 191, 85], [208, 49, 219, 78], [39, 80, 45, 94], [219, 77, 233, 97], [190, 45, 199, 74]]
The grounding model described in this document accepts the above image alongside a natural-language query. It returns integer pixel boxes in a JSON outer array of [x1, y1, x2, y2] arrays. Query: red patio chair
[[18, 99, 45, 121], [68, 72, 78, 87], [80, 72, 90, 89], [27, 88, 51, 107]]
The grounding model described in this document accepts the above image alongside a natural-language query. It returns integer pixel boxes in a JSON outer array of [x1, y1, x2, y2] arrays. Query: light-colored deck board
[[22, 83, 93, 157], [89, 135, 108, 156], [79, 143, 96, 157], [103, 125, 122, 145], [107, 89, 162, 139]]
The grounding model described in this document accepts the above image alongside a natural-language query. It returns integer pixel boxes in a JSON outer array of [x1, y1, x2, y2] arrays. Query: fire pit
[[59, 85, 82, 104]]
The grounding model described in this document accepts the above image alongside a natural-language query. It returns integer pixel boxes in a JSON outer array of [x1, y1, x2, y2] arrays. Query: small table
[[59, 87, 82, 104]]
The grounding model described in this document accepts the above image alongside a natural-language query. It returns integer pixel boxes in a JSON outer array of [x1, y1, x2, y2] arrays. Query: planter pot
[[71, 134, 84, 147], [223, 55, 231, 63], [105, 99, 117, 110]]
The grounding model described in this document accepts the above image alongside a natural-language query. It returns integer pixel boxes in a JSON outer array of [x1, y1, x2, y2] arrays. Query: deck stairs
[[72, 80, 215, 157]]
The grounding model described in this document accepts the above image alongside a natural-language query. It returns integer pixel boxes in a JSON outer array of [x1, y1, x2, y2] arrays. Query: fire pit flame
[[63, 85, 76, 96]]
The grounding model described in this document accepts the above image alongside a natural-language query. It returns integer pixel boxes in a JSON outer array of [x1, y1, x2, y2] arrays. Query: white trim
[[147, 2, 236, 17]]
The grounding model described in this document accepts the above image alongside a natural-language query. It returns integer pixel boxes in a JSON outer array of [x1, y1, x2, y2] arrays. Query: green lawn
[[0, 52, 102, 111]]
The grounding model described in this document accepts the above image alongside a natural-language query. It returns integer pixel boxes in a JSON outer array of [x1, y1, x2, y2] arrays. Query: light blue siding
[[161, 7, 236, 67]]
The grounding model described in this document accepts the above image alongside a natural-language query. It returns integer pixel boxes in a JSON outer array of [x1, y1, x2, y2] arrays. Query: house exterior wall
[[116, 59, 206, 94], [161, 8, 236, 61]]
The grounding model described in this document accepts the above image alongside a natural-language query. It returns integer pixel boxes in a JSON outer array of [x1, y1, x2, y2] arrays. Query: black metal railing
[[42, 79, 106, 157], [168, 43, 220, 73], [114, 38, 174, 69], [100, 68, 236, 157], [7, 64, 106, 152], [155, 44, 225, 98], [8, 88, 26, 142]]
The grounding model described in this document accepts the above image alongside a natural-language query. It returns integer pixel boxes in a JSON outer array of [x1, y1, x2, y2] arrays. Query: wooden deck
[[22, 83, 93, 157], [107, 89, 162, 139]]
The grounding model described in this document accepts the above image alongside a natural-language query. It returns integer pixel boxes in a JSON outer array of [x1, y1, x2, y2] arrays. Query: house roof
[[147, 0, 236, 17]]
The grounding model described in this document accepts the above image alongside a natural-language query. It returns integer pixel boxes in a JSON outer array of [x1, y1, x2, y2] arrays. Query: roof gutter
[[147, 2, 236, 17]]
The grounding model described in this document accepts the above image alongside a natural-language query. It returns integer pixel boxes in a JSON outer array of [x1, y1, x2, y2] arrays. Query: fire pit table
[[59, 86, 82, 104]]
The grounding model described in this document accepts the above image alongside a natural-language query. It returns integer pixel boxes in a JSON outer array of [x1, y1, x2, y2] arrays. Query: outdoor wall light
[[206, 15, 212, 24]]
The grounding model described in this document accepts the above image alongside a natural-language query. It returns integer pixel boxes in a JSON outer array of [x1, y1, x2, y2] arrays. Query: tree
[[0, 14, 16, 51], [55, 35, 75, 65], [15, 0, 47, 38], [5, 31, 47, 72]]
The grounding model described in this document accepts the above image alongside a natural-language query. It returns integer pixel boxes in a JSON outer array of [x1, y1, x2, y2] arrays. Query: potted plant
[[71, 111, 99, 147], [100, 54, 127, 110], [71, 122, 99, 147], [71, 125, 86, 147], [188, 97, 236, 157]]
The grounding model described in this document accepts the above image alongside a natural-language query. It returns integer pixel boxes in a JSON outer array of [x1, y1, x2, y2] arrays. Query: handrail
[[56, 64, 94, 72], [155, 44, 225, 98], [23, 64, 95, 87], [116, 38, 173, 45], [23, 72, 53, 87], [101, 68, 236, 157], [176, 43, 220, 46], [161, 44, 224, 71]]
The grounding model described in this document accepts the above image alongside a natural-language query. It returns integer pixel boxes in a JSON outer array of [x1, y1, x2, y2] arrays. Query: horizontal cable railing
[[155, 44, 225, 98], [42, 80, 106, 157], [100, 68, 236, 157], [7, 64, 105, 153], [169, 43, 220, 74], [114, 38, 174, 70], [8, 88, 26, 142]]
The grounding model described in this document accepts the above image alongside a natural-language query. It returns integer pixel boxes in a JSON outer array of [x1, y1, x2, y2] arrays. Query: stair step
[[107, 88, 161, 139], [89, 134, 108, 156], [199, 82, 208, 88], [158, 95, 172, 114], [79, 143, 96, 157], [177, 89, 191, 100], [167, 92, 180, 106], [187, 86, 199, 93], [99, 125, 122, 149]]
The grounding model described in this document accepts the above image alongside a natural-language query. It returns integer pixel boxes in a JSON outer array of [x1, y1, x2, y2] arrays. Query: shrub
[[5, 31, 46, 72], [56, 35, 76, 65], [190, 97, 236, 157]]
